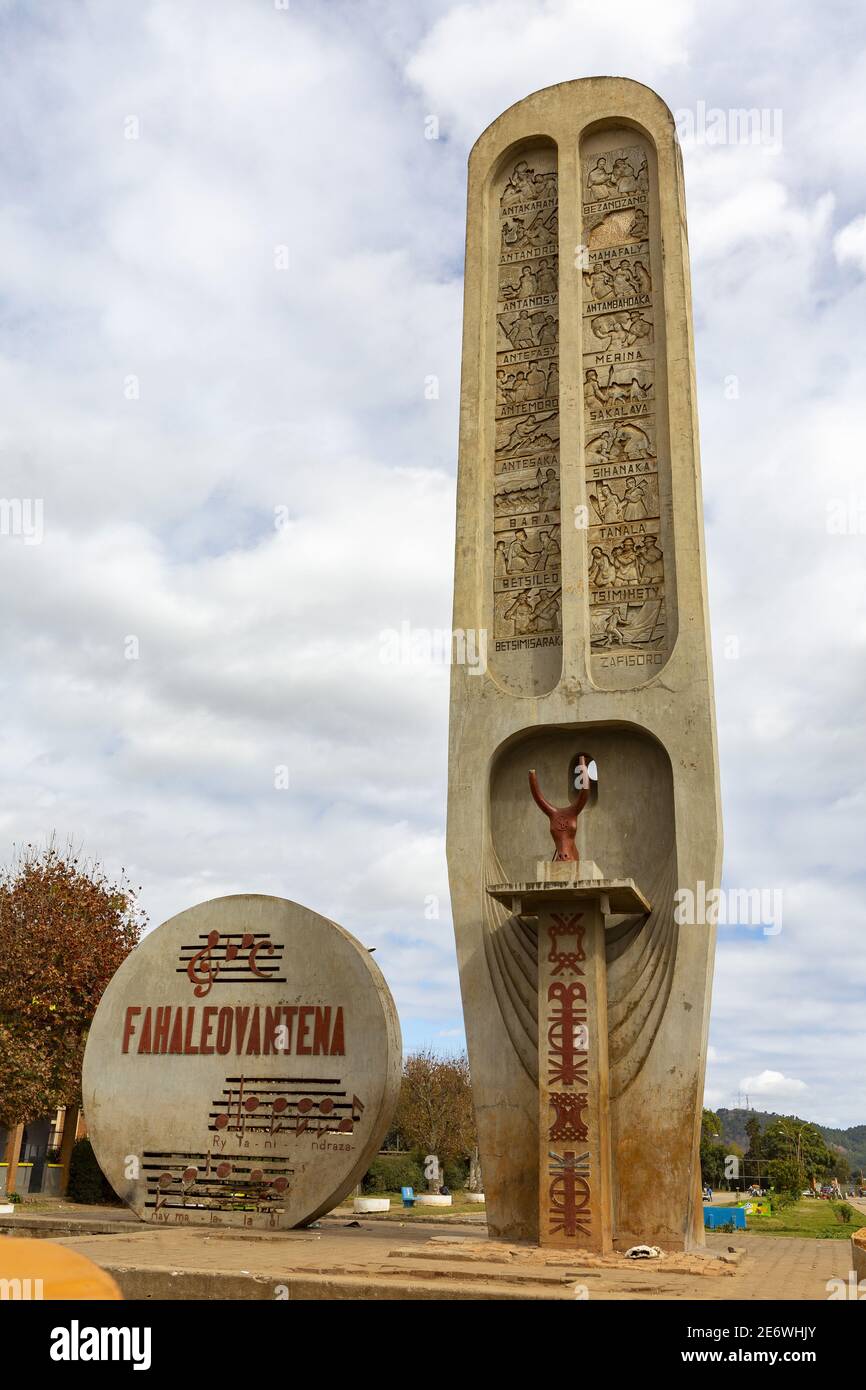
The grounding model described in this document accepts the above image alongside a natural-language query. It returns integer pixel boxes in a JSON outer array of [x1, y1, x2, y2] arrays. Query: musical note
[[209, 1077, 366, 1138], [181, 931, 283, 998], [143, 1151, 292, 1215], [186, 930, 221, 998]]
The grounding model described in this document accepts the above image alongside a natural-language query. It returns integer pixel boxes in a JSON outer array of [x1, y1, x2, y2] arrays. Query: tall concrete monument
[[447, 78, 722, 1251]]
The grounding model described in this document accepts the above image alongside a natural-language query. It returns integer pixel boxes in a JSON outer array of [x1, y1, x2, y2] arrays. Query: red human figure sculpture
[[529, 755, 591, 863]]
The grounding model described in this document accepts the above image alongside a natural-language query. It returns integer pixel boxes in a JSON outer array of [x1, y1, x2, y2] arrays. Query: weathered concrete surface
[[852, 1228, 866, 1285], [83, 895, 401, 1232], [448, 76, 722, 1251], [0, 1214, 134, 1240], [50, 1225, 851, 1301]]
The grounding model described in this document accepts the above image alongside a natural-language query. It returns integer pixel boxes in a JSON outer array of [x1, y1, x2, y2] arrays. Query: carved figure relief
[[493, 153, 562, 652], [582, 142, 668, 665]]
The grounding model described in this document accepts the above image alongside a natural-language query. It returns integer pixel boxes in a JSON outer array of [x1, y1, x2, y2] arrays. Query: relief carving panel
[[581, 141, 674, 682], [491, 151, 562, 692]]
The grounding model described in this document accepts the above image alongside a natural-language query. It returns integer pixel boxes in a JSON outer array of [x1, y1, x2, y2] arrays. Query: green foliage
[[829, 1153, 851, 1182], [443, 1157, 469, 1190], [763, 1118, 835, 1181], [717, 1110, 866, 1176], [393, 1049, 477, 1189], [834, 1202, 855, 1224], [700, 1107, 727, 1185], [744, 1114, 763, 1159], [362, 1153, 424, 1195], [766, 1157, 802, 1205], [747, 1197, 863, 1240], [0, 841, 144, 1126], [67, 1138, 118, 1206]]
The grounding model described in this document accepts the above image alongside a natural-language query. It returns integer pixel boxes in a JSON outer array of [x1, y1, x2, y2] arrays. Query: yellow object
[[0, 1236, 122, 1299]]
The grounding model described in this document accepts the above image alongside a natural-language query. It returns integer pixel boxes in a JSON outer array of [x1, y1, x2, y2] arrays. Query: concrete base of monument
[[535, 858, 604, 882], [486, 876, 651, 915]]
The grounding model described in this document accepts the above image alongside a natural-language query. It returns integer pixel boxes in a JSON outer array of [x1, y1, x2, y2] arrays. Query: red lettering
[[183, 1008, 198, 1055], [264, 1006, 281, 1056], [122, 1006, 141, 1054], [281, 1006, 297, 1052], [234, 1006, 250, 1054], [296, 1006, 313, 1055], [137, 1007, 152, 1055], [245, 1010, 261, 1055], [313, 1007, 331, 1055], [153, 1005, 170, 1054], [200, 1006, 216, 1055], [216, 1006, 233, 1055], [330, 1007, 345, 1055]]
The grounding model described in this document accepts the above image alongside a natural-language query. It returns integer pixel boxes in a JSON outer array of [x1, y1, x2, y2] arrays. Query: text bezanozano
[[50, 1321, 151, 1371], [121, 1004, 345, 1056]]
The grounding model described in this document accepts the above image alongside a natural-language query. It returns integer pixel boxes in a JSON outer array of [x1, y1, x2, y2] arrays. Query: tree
[[766, 1157, 803, 1204], [0, 842, 145, 1127], [393, 1048, 477, 1190], [763, 1117, 834, 1183], [700, 1108, 726, 1187], [829, 1152, 851, 1184], [744, 1114, 763, 1161]]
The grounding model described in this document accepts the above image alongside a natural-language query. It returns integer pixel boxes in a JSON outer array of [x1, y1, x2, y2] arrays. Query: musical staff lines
[[177, 930, 286, 997], [208, 1075, 365, 1138], [143, 1150, 294, 1214]]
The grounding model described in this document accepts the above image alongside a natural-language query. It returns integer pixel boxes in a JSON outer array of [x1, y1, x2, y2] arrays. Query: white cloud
[[406, 0, 693, 141], [834, 212, 866, 271], [739, 1071, 808, 1099], [0, 0, 865, 1112]]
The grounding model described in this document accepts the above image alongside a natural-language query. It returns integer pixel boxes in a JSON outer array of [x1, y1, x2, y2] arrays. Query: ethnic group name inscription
[[121, 1002, 345, 1057]]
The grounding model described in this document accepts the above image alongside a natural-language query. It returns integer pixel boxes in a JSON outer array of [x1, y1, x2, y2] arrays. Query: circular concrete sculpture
[[83, 895, 401, 1231]]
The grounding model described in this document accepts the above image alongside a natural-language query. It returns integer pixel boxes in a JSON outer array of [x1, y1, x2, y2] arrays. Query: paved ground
[[4, 1197, 860, 1299], [41, 1221, 855, 1301]]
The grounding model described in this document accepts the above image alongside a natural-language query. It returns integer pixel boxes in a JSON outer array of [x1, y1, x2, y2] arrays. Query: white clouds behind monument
[[0, 0, 864, 1117]]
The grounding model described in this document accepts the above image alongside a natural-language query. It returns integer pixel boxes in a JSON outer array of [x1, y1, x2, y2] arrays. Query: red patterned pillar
[[537, 902, 612, 1251]]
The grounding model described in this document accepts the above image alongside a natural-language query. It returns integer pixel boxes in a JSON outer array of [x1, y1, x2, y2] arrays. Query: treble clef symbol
[[187, 930, 221, 998]]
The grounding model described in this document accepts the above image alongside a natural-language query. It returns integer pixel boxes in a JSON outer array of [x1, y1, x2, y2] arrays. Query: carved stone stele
[[447, 78, 722, 1249]]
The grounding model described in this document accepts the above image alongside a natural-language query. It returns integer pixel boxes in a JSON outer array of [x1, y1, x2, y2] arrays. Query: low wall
[[852, 1228, 866, 1287]]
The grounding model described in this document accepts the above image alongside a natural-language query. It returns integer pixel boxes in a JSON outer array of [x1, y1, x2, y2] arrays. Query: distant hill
[[716, 1108, 866, 1174]]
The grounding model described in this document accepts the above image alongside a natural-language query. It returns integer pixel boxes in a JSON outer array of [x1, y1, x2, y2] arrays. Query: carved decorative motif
[[493, 154, 562, 654], [547, 981, 588, 1086], [542, 904, 593, 1242], [549, 1091, 589, 1142], [548, 1149, 592, 1239], [547, 914, 586, 974], [582, 143, 668, 671]]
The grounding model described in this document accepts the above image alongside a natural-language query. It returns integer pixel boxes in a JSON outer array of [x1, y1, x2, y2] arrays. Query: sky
[[0, 0, 864, 1127]]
